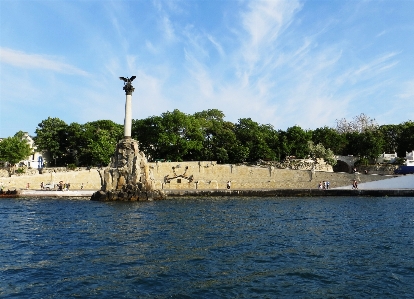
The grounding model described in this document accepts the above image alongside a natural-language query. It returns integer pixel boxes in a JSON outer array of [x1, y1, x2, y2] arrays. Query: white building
[[376, 152, 398, 164], [20, 133, 50, 169], [406, 150, 414, 166]]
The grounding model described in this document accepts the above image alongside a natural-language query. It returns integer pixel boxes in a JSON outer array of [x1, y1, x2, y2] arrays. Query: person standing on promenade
[[227, 181, 231, 189], [352, 180, 358, 189]]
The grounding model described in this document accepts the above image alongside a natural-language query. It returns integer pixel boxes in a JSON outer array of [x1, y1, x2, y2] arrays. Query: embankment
[[0, 161, 396, 192]]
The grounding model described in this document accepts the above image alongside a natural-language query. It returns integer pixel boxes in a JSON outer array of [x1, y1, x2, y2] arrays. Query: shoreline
[[1, 188, 413, 199]]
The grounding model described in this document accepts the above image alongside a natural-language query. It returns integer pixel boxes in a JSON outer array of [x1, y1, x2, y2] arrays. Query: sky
[[1, 0, 414, 138]]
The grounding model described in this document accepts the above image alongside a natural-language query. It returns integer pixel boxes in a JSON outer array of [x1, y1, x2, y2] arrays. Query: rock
[[91, 138, 165, 201]]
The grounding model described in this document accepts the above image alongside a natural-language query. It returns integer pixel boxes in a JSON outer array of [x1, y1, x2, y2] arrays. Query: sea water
[[1, 197, 413, 298]]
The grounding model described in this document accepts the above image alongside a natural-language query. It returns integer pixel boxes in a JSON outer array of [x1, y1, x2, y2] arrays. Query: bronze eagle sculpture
[[119, 76, 136, 83]]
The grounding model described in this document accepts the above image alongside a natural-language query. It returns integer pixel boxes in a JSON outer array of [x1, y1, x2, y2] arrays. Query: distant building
[[376, 152, 398, 164], [19, 133, 50, 169], [406, 150, 414, 166]]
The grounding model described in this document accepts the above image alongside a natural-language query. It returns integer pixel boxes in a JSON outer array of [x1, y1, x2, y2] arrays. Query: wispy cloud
[[0, 48, 89, 76], [353, 52, 399, 78], [398, 79, 414, 99], [239, 0, 301, 70]]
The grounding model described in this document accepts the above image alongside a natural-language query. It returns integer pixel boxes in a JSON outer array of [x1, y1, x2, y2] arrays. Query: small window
[[177, 179, 181, 183]]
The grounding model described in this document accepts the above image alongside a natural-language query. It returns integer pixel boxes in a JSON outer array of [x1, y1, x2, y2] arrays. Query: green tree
[[33, 117, 68, 166], [86, 130, 117, 166], [159, 110, 204, 161], [80, 120, 123, 166], [308, 141, 337, 166], [194, 109, 240, 163], [132, 116, 163, 161], [234, 118, 277, 162], [397, 121, 414, 157], [133, 110, 204, 162], [379, 124, 402, 154], [311, 126, 347, 155], [0, 131, 32, 173], [279, 126, 312, 159], [344, 130, 384, 162]]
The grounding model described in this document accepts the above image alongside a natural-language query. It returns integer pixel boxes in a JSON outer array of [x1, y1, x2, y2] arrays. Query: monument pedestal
[[91, 138, 165, 201]]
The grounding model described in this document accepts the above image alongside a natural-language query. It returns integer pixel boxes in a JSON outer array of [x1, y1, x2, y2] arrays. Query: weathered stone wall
[[0, 161, 394, 191], [0, 169, 101, 190], [148, 161, 391, 190]]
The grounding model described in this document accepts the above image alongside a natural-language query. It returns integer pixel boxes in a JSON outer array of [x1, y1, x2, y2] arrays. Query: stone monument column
[[90, 75, 165, 201], [120, 76, 136, 139]]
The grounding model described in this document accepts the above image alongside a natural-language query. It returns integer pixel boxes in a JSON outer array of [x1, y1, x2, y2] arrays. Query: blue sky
[[1, 0, 414, 138]]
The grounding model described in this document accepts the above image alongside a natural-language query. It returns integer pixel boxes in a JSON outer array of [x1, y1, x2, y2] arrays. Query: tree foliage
[[278, 126, 312, 159], [308, 141, 337, 166], [33, 117, 68, 166], [30, 111, 414, 167], [312, 126, 347, 155], [234, 118, 277, 162], [0, 131, 32, 166], [335, 113, 378, 134]]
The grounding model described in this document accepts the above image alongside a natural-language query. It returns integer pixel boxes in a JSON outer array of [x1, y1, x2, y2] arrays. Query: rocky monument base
[[91, 138, 165, 201]]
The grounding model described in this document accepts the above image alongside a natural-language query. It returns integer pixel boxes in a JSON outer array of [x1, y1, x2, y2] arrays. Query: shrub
[[67, 163, 77, 170], [15, 167, 26, 174], [393, 157, 406, 165]]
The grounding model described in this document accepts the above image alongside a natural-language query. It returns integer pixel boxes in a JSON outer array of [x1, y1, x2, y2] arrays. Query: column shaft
[[124, 94, 132, 138]]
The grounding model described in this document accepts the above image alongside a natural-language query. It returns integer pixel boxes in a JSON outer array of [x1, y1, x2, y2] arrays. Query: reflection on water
[[1, 197, 413, 298]]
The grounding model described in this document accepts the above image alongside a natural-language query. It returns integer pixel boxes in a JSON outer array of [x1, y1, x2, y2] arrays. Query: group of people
[[318, 181, 330, 189], [40, 181, 73, 191], [58, 181, 70, 191]]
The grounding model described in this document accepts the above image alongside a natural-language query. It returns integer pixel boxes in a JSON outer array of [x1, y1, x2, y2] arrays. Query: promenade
[[2, 174, 412, 199], [16, 189, 96, 198]]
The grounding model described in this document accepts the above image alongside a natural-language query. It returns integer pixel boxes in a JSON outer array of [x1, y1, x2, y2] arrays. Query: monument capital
[[119, 76, 136, 95]]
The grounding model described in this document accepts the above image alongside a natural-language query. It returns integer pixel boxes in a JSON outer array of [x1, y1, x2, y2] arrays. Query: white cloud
[[398, 79, 414, 99], [239, 0, 301, 69], [207, 34, 225, 57], [0, 48, 89, 76], [353, 52, 399, 78], [161, 15, 175, 41]]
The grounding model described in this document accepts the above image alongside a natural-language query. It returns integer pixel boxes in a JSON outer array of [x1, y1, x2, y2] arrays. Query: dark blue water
[[1, 197, 413, 298]]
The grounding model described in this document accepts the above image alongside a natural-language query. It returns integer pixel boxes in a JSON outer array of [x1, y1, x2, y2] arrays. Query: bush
[[67, 163, 77, 170], [393, 157, 406, 165], [355, 157, 370, 166], [15, 167, 26, 174]]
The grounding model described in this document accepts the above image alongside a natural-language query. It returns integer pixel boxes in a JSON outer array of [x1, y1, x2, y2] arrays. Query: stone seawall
[[164, 188, 414, 198], [148, 161, 394, 190], [0, 169, 101, 190], [6, 188, 414, 199], [0, 161, 395, 191]]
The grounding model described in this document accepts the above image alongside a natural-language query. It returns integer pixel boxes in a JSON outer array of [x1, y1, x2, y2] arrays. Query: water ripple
[[0, 197, 413, 298]]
